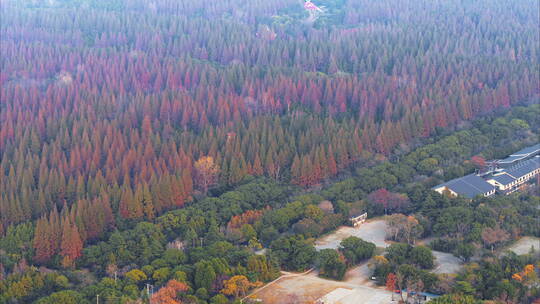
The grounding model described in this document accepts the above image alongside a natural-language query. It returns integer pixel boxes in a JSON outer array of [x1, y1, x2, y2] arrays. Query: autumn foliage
[[367, 189, 410, 215], [1, 0, 538, 240], [226, 209, 266, 230], [512, 264, 537, 285], [481, 226, 510, 252], [151, 280, 189, 304], [32, 204, 89, 267], [220, 275, 262, 298], [194, 156, 220, 194], [386, 273, 397, 292], [0, 0, 538, 277], [0, 0, 539, 303], [471, 155, 486, 169]]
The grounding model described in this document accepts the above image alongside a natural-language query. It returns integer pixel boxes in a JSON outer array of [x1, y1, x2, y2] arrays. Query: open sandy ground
[[505, 236, 540, 255], [314, 220, 463, 274], [343, 262, 376, 286], [417, 238, 463, 274], [249, 219, 467, 303], [431, 250, 463, 274], [314, 219, 389, 250], [248, 269, 394, 304]]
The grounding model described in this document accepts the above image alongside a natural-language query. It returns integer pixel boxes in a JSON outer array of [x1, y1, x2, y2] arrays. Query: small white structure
[[349, 213, 367, 228], [166, 239, 185, 251]]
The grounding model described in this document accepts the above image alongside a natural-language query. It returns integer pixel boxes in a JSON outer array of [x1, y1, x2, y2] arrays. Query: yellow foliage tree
[[524, 264, 534, 276], [125, 269, 147, 283], [368, 255, 389, 270], [194, 156, 220, 194], [522, 264, 538, 285], [221, 275, 262, 298]]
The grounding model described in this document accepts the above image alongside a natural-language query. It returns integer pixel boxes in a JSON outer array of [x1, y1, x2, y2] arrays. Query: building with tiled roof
[[487, 156, 540, 194], [432, 174, 496, 199], [498, 143, 540, 166], [433, 143, 539, 198]]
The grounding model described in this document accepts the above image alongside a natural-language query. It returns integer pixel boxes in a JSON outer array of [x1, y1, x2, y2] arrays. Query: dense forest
[[1, 0, 539, 303], [2, 102, 539, 303]]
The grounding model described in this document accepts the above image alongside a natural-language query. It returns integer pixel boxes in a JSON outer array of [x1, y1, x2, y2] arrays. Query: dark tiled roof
[[499, 154, 528, 164], [513, 143, 540, 156], [505, 157, 540, 179], [434, 174, 495, 198], [490, 173, 515, 186], [500, 143, 540, 164]]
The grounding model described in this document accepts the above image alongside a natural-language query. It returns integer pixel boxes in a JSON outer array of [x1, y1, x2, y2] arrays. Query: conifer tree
[[60, 217, 83, 268], [33, 217, 54, 264]]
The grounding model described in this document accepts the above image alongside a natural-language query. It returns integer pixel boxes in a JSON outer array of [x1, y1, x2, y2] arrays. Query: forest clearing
[[506, 237, 540, 255], [314, 219, 389, 250], [247, 268, 393, 304]]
